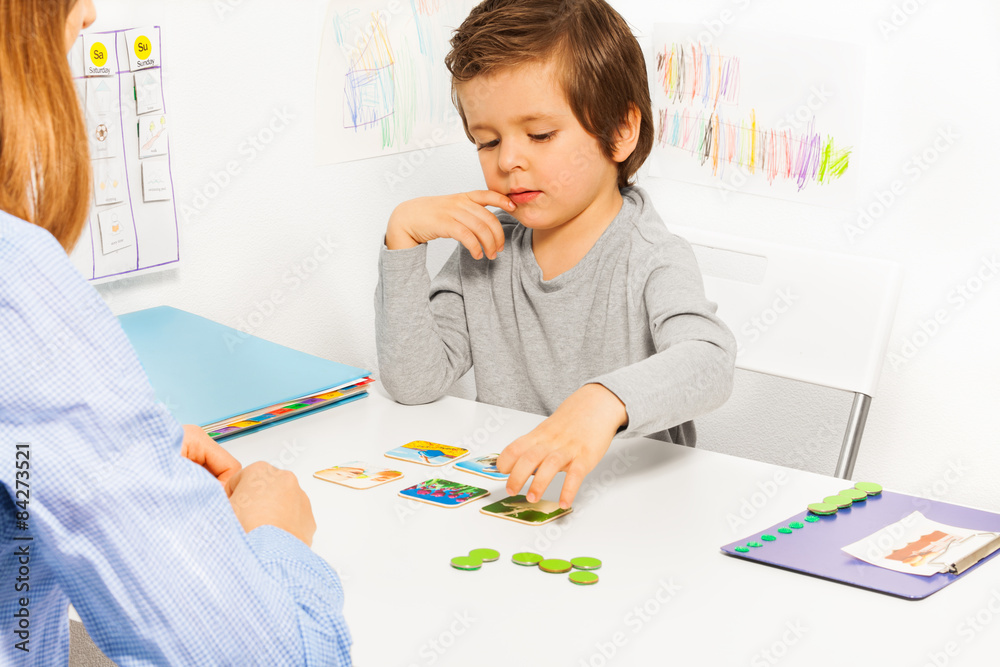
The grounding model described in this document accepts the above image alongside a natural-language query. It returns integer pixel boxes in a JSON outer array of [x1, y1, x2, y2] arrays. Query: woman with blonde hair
[[0, 2, 352, 663]]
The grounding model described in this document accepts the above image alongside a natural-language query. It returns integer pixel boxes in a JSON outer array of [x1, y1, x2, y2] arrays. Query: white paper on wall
[[314, 0, 477, 165], [648, 24, 862, 208]]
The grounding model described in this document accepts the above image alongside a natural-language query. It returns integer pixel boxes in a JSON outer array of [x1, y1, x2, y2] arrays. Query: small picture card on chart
[[97, 205, 135, 255], [138, 114, 168, 158], [124, 27, 160, 72], [141, 159, 172, 202], [134, 70, 163, 115], [93, 158, 126, 206]]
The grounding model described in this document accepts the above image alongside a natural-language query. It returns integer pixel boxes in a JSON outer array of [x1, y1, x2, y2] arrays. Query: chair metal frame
[[672, 225, 903, 479]]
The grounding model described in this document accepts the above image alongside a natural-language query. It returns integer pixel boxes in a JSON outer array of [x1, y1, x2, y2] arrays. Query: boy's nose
[[497, 139, 527, 173]]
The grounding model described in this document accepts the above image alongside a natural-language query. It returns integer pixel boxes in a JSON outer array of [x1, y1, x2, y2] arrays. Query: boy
[[375, 0, 735, 510]]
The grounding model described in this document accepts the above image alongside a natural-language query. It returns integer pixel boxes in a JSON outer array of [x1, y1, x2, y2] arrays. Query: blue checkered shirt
[[0, 212, 352, 665]]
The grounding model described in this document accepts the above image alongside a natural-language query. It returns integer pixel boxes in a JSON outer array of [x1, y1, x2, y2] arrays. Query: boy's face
[[457, 58, 622, 232]]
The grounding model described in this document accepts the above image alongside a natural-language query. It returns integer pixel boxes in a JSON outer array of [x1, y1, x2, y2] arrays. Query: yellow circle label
[[90, 42, 108, 67], [133, 35, 152, 60]]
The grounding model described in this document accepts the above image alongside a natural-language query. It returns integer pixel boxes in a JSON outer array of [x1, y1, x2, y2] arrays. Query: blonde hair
[[445, 0, 653, 189], [0, 0, 92, 251]]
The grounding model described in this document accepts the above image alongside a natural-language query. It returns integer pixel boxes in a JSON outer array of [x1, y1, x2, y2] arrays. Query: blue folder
[[118, 306, 371, 437]]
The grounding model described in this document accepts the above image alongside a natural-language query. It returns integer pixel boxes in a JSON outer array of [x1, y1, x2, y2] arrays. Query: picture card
[[87, 113, 117, 159], [93, 158, 125, 206], [314, 461, 403, 490], [479, 495, 573, 526], [134, 70, 162, 115], [138, 113, 168, 158], [385, 441, 469, 467], [142, 159, 172, 202], [97, 205, 134, 255], [124, 26, 160, 71], [842, 511, 1000, 577], [83, 33, 114, 76], [87, 78, 119, 117], [454, 453, 508, 480], [398, 479, 489, 508]]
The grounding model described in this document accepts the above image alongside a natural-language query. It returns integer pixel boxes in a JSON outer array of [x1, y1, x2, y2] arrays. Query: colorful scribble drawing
[[657, 43, 741, 107], [654, 42, 852, 191], [343, 14, 395, 130], [414, 0, 442, 14], [316, 0, 477, 164], [657, 109, 851, 190]]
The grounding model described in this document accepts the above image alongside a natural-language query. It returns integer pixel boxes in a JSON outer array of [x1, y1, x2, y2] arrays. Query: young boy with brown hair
[[375, 0, 736, 509]]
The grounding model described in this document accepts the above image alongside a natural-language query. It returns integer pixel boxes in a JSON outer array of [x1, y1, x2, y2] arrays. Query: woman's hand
[[180, 424, 242, 485]]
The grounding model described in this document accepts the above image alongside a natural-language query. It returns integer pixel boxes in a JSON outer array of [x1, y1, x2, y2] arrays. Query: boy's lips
[[508, 190, 541, 205]]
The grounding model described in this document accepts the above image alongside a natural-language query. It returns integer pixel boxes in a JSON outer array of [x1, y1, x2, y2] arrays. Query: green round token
[[747, 541, 763, 548], [789, 521, 804, 529], [569, 571, 599, 585], [823, 495, 854, 509], [761, 534, 777, 542], [840, 488, 867, 503], [570, 557, 602, 571], [734, 545, 750, 553], [854, 482, 883, 496], [450, 556, 483, 571], [511, 552, 544, 566], [469, 548, 500, 563], [804, 515, 819, 523], [777, 527, 793, 534], [539, 558, 573, 574], [807, 502, 838, 515]]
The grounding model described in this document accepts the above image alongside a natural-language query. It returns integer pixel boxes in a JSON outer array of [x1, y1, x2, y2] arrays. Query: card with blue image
[[384, 440, 469, 467], [454, 453, 508, 480]]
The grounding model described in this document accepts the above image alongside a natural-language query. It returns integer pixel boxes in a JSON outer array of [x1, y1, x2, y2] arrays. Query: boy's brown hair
[[445, 0, 653, 189]]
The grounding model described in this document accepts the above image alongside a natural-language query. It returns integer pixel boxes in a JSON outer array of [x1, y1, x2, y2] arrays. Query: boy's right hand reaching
[[385, 191, 516, 260]]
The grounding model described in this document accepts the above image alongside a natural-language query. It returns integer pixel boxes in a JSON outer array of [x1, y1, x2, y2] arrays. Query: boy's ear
[[611, 104, 642, 164]]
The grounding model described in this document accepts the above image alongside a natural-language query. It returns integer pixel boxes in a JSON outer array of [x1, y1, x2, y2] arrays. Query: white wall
[[89, 1, 1000, 509]]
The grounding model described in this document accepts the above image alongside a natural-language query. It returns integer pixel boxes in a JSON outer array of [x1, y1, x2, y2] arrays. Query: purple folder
[[721, 491, 1000, 600]]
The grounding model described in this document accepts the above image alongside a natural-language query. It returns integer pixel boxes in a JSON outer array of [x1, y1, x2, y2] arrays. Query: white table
[[225, 386, 1000, 666]]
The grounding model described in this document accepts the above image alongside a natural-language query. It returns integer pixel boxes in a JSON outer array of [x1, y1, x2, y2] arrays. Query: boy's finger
[[559, 468, 586, 510], [525, 452, 568, 503], [456, 205, 502, 258], [460, 201, 506, 255], [497, 436, 530, 473], [448, 221, 486, 260], [466, 189, 516, 213], [505, 448, 543, 497]]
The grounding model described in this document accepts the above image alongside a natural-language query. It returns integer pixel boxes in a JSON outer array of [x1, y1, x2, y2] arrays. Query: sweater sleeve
[[374, 242, 473, 404], [589, 235, 736, 438]]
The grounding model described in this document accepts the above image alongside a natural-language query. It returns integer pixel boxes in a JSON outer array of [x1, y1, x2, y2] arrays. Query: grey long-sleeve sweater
[[374, 186, 736, 445]]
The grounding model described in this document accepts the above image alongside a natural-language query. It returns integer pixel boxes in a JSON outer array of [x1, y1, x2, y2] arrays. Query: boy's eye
[[529, 132, 555, 142], [476, 139, 499, 151]]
